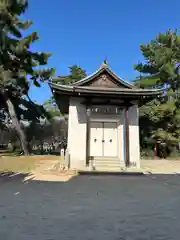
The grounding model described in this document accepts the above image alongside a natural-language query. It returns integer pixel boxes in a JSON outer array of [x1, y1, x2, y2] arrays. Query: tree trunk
[[5, 97, 29, 155]]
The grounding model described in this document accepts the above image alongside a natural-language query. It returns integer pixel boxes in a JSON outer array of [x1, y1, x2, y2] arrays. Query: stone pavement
[[22, 159, 180, 183], [1, 174, 180, 239], [141, 159, 180, 174], [24, 160, 77, 182]]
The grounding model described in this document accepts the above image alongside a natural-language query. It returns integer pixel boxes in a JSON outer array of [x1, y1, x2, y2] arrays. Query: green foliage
[[0, 0, 54, 97], [136, 29, 180, 156], [0, 0, 55, 154], [43, 98, 61, 118], [140, 99, 180, 143], [47, 65, 87, 116], [0, 1, 55, 101], [53, 65, 87, 84], [140, 149, 155, 159], [135, 29, 180, 92]]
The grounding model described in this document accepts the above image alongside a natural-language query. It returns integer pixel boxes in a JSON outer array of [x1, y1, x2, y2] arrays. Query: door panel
[[90, 122, 103, 157], [103, 122, 118, 157]]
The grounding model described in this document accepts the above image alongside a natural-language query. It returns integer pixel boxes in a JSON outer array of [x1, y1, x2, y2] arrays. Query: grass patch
[[0, 155, 62, 173]]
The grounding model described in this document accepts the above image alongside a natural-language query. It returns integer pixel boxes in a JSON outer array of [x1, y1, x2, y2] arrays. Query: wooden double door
[[90, 122, 118, 157]]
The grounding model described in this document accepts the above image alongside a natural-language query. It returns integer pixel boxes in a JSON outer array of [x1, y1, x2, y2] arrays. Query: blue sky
[[26, 0, 180, 104]]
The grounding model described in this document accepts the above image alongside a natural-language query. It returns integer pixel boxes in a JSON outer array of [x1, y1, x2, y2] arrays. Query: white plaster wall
[[120, 110, 125, 166], [67, 100, 139, 169], [119, 111, 125, 165], [67, 97, 87, 169], [128, 105, 140, 167]]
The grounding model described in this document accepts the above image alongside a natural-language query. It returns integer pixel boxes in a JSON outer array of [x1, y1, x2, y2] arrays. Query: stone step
[[92, 162, 121, 167], [90, 159, 121, 165], [92, 166, 121, 171], [93, 159, 121, 163], [89, 158, 125, 170], [90, 158, 121, 162], [90, 162, 121, 170], [91, 157, 119, 161]]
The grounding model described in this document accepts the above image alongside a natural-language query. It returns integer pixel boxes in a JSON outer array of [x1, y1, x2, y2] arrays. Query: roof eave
[[50, 83, 163, 97]]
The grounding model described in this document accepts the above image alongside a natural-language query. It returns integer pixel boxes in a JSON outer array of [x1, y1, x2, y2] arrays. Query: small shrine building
[[50, 62, 162, 171]]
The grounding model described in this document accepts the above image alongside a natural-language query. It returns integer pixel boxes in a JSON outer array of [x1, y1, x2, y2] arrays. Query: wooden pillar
[[86, 107, 91, 166], [125, 106, 130, 167]]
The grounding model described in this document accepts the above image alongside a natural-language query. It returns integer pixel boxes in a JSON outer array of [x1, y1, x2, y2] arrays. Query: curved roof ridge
[[105, 67, 136, 89], [72, 63, 135, 89], [72, 67, 102, 86]]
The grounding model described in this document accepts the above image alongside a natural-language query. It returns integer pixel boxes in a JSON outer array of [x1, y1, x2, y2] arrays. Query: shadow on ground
[[79, 170, 144, 176], [0, 171, 32, 181]]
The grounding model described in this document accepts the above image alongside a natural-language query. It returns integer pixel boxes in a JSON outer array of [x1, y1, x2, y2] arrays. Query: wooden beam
[[81, 98, 132, 106], [125, 107, 130, 167], [85, 107, 91, 166]]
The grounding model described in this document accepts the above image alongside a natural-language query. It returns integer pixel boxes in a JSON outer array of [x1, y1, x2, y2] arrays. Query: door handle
[[102, 140, 105, 143], [94, 138, 97, 142], [109, 139, 112, 143]]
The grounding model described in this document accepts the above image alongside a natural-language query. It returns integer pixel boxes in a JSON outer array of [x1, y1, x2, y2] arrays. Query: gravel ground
[[0, 173, 180, 240]]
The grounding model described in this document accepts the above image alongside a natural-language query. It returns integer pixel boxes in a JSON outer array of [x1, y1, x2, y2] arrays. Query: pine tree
[[135, 29, 180, 155], [135, 29, 180, 94], [46, 65, 87, 116], [0, 0, 54, 155], [53, 65, 87, 84]]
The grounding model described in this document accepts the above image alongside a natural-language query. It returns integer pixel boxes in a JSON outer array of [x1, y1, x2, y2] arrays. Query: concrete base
[[78, 170, 144, 176]]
